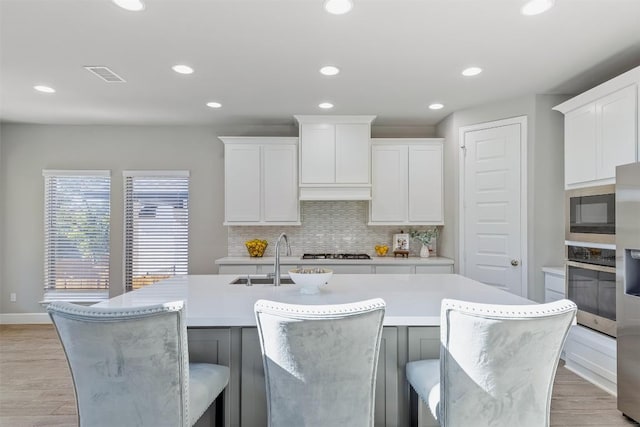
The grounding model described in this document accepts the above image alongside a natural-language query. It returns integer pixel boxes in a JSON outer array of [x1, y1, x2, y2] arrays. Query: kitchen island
[[97, 274, 532, 427]]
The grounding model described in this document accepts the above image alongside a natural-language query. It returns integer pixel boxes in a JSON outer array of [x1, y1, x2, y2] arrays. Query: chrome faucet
[[272, 232, 291, 286]]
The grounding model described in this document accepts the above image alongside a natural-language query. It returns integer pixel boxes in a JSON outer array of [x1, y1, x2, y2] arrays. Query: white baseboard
[[563, 325, 617, 396], [0, 313, 52, 324]]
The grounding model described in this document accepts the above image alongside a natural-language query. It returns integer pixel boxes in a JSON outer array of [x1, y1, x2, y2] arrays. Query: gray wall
[[435, 94, 568, 301], [0, 124, 228, 313], [0, 122, 437, 315], [0, 129, 4, 307]]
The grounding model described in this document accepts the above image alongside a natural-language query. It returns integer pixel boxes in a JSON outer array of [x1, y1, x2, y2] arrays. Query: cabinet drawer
[[375, 265, 414, 274], [256, 264, 298, 275], [218, 265, 258, 275], [415, 265, 453, 274], [330, 265, 373, 274], [545, 289, 565, 303], [545, 274, 565, 294]]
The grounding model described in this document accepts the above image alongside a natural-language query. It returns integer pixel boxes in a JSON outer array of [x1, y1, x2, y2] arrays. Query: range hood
[[299, 185, 371, 201], [296, 114, 375, 201]]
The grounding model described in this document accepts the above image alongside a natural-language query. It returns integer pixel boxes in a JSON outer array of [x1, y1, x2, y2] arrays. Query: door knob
[[511, 259, 520, 266]]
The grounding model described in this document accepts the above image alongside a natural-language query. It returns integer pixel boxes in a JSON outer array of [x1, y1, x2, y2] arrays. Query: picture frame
[[393, 233, 409, 251]]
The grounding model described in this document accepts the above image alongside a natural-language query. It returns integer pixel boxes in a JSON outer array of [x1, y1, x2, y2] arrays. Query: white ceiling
[[1, 0, 640, 128]]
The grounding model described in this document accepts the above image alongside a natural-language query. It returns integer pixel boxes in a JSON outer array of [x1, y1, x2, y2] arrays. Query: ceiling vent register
[[84, 66, 126, 83]]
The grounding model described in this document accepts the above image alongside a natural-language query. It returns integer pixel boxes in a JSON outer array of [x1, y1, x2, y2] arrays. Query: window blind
[[124, 171, 189, 291], [43, 170, 111, 301]]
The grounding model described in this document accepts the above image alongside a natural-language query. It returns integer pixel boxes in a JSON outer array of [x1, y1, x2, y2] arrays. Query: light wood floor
[[1, 325, 638, 427]]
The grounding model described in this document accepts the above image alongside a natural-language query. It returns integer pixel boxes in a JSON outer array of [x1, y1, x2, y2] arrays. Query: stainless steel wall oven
[[566, 244, 616, 337], [566, 184, 616, 244]]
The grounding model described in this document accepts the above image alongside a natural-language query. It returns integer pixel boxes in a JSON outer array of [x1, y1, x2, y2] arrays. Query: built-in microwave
[[566, 184, 615, 244]]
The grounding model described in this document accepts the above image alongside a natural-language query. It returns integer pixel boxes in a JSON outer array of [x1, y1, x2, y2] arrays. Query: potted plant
[[409, 228, 439, 258]]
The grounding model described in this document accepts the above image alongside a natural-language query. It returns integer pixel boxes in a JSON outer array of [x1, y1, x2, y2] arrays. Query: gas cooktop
[[301, 253, 372, 260]]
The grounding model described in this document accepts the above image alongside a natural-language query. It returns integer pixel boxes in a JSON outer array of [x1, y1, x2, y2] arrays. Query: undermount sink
[[229, 275, 295, 285]]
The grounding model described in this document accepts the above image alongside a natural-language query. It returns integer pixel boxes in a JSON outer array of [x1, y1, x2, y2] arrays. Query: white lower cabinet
[[415, 265, 454, 274], [218, 264, 298, 275], [218, 265, 258, 275], [370, 139, 444, 225], [542, 266, 565, 303], [221, 137, 299, 225], [217, 260, 454, 275], [330, 265, 373, 274], [375, 265, 413, 274]]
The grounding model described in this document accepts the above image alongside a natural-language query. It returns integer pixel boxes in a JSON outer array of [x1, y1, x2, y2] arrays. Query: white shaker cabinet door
[[564, 103, 598, 186], [335, 123, 370, 184], [299, 123, 335, 184], [371, 144, 408, 222], [263, 144, 298, 222], [408, 144, 443, 223], [597, 84, 637, 180], [225, 144, 261, 222]]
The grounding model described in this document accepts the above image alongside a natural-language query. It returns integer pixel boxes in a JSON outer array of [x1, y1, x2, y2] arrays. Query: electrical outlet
[[10, 293, 17, 302]]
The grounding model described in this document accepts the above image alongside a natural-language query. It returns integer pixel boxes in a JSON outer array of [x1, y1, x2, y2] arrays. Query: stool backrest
[[439, 298, 577, 427], [48, 301, 191, 427], [254, 298, 386, 427]]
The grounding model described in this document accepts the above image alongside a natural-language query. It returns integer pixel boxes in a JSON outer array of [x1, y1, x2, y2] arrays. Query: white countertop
[[96, 274, 532, 327], [215, 256, 454, 265], [542, 266, 566, 276]]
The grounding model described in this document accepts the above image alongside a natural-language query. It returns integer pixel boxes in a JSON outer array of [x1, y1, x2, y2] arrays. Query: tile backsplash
[[228, 201, 437, 257]]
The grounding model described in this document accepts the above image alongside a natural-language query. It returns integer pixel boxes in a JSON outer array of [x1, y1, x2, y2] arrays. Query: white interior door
[[460, 117, 526, 296]]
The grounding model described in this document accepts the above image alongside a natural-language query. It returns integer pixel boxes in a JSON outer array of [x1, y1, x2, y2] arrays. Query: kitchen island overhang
[[95, 273, 533, 327]]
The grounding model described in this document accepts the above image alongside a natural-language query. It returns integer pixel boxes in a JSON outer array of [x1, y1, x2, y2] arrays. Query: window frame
[[42, 170, 111, 303], [123, 170, 190, 292]]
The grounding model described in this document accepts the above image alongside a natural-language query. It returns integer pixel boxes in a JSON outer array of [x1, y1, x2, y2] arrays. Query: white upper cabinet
[[598, 86, 637, 179], [554, 66, 639, 189], [299, 123, 335, 184], [335, 123, 371, 184], [221, 137, 300, 225], [369, 138, 444, 225], [295, 115, 375, 200], [370, 144, 408, 222], [564, 103, 598, 185]]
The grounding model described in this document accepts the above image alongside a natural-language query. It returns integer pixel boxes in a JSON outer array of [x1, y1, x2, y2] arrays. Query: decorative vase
[[420, 244, 430, 258]]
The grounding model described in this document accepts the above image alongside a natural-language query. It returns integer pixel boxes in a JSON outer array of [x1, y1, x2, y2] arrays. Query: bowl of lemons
[[245, 239, 268, 257], [375, 244, 389, 257]]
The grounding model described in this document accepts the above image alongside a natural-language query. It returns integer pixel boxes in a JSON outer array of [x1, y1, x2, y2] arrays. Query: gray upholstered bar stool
[[254, 298, 386, 427], [406, 298, 577, 427], [48, 301, 229, 427]]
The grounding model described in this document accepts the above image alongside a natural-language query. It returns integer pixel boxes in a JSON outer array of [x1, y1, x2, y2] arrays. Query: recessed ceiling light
[[34, 85, 55, 93], [462, 67, 483, 77], [320, 66, 340, 76], [172, 65, 194, 75], [521, 0, 555, 16], [324, 0, 353, 15], [206, 102, 222, 109], [112, 0, 145, 12], [429, 103, 444, 110], [319, 102, 334, 109]]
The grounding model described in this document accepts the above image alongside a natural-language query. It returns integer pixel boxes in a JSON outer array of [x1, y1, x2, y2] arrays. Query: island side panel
[[376, 327, 399, 426], [241, 328, 268, 427]]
